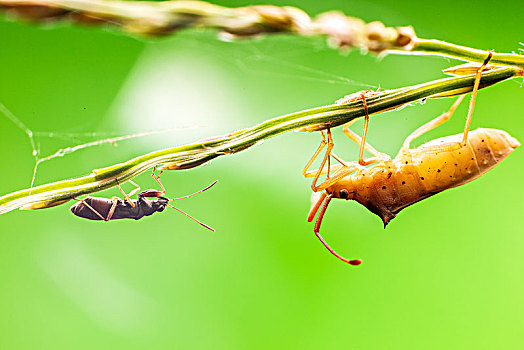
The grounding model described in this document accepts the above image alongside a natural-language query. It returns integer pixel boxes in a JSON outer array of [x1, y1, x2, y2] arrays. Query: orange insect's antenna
[[166, 203, 215, 232], [314, 194, 362, 266], [308, 192, 327, 222]]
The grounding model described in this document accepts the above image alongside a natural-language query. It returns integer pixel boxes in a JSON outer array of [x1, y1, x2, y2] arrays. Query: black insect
[[70, 168, 217, 231], [70, 193, 168, 220]]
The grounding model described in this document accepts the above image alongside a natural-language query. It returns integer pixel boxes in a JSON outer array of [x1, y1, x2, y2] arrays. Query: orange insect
[[303, 53, 520, 265]]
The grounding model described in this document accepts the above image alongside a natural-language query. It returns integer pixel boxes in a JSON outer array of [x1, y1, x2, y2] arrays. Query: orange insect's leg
[[303, 127, 384, 191], [302, 130, 328, 178], [302, 129, 337, 191], [303, 147, 351, 179], [358, 92, 371, 165], [312, 149, 388, 192], [312, 152, 384, 192], [341, 94, 391, 166], [400, 94, 465, 152], [343, 120, 391, 166], [309, 127, 335, 191], [303, 162, 346, 178], [461, 51, 493, 144], [317, 129, 392, 190], [313, 164, 360, 192], [303, 127, 359, 192], [73, 197, 107, 221], [305, 157, 363, 191], [343, 119, 383, 156], [403, 52, 492, 154]]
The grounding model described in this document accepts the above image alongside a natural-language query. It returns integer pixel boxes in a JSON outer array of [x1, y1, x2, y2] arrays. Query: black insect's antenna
[[165, 180, 218, 232], [313, 193, 362, 266], [170, 180, 218, 201], [166, 203, 215, 232]]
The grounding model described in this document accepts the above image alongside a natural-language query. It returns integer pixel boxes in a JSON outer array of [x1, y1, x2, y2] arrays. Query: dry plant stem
[[0, 67, 521, 215], [1, 0, 523, 68]]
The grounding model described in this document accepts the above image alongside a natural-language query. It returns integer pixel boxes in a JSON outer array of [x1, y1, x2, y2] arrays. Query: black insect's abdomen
[[70, 197, 118, 220]]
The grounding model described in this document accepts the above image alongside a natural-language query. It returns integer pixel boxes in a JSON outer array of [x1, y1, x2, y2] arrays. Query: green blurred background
[[1, 0, 523, 349]]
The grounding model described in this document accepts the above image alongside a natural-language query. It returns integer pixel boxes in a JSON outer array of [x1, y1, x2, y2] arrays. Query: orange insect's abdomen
[[338, 128, 520, 226]]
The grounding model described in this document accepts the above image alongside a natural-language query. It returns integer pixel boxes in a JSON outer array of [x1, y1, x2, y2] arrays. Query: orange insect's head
[[325, 179, 355, 200]]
